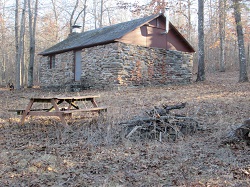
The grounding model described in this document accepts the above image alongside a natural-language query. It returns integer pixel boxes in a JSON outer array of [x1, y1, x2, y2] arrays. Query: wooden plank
[[27, 96, 100, 103], [8, 109, 25, 115], [61, 107, 107, 114], [8, 108, 52, 115], [56, 95, 100, 100], [9, 107, 107, 115], [8, 109, 25, 112], [30, 98, 55, 103], [28, 111, 66, 116], [9, 109, 51, 112]]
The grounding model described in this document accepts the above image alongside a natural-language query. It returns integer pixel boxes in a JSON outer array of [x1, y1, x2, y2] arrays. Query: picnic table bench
[[9, 95, 107, 127]]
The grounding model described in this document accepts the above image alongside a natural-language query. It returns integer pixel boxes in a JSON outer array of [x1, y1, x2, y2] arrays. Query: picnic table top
[[21, 95, 100, 101]]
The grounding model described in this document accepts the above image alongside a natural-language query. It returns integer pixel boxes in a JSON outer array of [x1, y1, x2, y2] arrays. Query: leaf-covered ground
[[0, 71, 250, 186]]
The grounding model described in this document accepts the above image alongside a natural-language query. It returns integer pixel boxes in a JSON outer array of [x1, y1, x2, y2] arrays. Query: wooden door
[[75, 50, 82, 81]]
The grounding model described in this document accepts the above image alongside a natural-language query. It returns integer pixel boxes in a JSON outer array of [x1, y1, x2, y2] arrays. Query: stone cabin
[[39, 13, 195, 91]]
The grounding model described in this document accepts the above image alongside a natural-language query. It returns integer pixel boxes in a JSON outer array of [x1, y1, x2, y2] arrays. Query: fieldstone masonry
[[39, 42, 193, 91], [40, 51, 75, 91]]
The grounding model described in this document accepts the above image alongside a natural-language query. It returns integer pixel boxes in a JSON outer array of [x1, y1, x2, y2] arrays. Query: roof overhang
[[169, 22, 195, 53], [39, 40, 117, 56]]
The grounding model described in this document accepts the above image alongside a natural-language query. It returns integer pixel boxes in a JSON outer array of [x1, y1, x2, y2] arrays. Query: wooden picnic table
[[9, 95, 107, 127]]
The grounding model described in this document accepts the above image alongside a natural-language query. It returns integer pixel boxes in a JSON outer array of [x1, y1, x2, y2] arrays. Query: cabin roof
[[40, 14, 194, 56]]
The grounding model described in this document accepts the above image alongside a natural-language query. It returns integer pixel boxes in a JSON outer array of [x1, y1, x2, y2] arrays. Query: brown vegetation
[[0, 70, 250, 186]]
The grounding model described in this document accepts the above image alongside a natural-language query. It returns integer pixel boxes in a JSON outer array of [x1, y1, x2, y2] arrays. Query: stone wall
[[39, 42, 193, 91], [80, 42, 193, 89], [39, 51, 75, 90]]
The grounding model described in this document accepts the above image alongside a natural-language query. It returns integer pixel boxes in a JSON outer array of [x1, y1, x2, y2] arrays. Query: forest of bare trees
[[0, 0, 249, 88]]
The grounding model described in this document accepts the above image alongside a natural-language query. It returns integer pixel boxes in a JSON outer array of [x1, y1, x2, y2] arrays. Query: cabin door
[[74, 50, 82, 81]]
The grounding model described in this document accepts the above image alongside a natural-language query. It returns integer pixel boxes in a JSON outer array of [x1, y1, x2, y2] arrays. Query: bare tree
[[248, 43, 250, 67], [232, 0, 248, 82], [0, 0, 7, 84], [27, 0, 38, 88], [187, 0, 192, 41], [20, 2, 26, 87], [196, 0, 205, 81], [51, 0, 59, 41], [69, 0, 79, 33], [99, 0, 103, 27], [68, 0, 87, 33], [15, 0, 20, 89], [81, 0, 87, 32], [177, 0, 196, 41], [219, 0, 226, 72], [15, 0, 27, 89]]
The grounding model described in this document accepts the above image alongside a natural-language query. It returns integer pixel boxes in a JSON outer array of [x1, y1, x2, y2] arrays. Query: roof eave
[[39, 40, 117, 56], [169, 22, 195, 52]]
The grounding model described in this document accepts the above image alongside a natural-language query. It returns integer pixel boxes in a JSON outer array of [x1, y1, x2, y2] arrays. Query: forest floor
[[0, 70, 250, 187]]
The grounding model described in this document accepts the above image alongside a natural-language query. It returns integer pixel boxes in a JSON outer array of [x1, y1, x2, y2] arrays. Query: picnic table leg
[[47, 99, 64, 111], [58, 114, 69, 127], [64, 100, 79, 110], [50, 99, 69, 127], [20, 99, 34, 125], [91, 98, 98, 107]]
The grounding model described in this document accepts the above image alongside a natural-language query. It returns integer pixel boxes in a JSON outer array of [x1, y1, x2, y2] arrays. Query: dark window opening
[[49, 55, 56, 69]]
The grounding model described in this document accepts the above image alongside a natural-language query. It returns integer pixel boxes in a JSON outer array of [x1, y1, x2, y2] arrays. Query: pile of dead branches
[[120, 103, 202, 141]]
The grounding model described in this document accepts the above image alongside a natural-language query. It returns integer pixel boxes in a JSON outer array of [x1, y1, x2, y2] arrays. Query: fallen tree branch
[[164, 102, 187, 112], [120, 115, 199, 126], [145, 103, 187, 117], [126, 126, 142, 138]]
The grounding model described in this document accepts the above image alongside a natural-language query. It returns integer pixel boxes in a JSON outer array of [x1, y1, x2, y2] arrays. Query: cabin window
[[49, 55, 56, 69]]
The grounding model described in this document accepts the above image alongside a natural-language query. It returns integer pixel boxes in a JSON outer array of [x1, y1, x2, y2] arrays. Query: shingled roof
[[40, 14, 162, 56]]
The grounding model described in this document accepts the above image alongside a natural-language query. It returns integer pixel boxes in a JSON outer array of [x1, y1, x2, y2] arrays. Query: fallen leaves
[[0, 71, 250, 186]]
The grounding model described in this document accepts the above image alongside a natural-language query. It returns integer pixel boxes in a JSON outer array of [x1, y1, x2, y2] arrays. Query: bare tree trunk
[[51, 0, 59, 41], [16, 0, 26, 89], [20, 1, 28, 88], [69, 0, 79, 34], [15, 0, 20, 90], [196, 0, 205, 81], [248, 43, 250, 68], [107, 8, 112, 26], [81, 0, 87, 32], [69, 0, 86, 33], [219, 0, 226, 72], [233, 0, 248, 82], [187, 0, 191, 41], [99, 0, 103, 27], [27, 0, 38, 88], [234, 40, 238, 66], [93, 0, 97, 29], [0, 1, 7, 84], [20, 16, 26, 87]]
